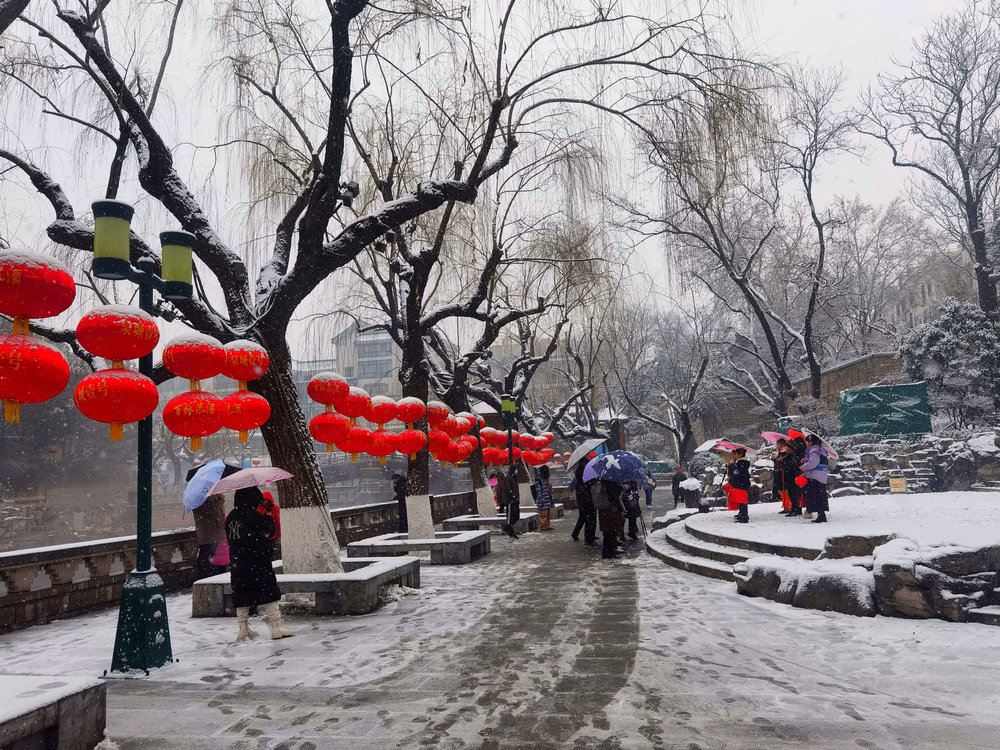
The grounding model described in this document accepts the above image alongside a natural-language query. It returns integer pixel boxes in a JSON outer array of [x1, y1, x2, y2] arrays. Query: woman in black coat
[[226, 487, 295, 641]]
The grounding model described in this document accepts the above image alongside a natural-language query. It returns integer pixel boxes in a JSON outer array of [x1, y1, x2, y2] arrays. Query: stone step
[[664, 522, 750, 566], [683, 517, 820, 561], [967, 605, 1000, 627], [646, 531, 735, 581]]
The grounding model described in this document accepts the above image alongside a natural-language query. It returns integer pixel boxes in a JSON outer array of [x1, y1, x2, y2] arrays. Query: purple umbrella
[[208, 466, 293, 495]]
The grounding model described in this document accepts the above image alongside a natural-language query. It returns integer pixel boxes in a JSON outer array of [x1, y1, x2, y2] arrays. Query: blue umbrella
[[582, 450, 649, 484], [182, 460, 226, 512]]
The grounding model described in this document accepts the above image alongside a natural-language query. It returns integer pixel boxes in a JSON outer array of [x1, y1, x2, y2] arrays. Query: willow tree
[[2, 0, 748, 571]]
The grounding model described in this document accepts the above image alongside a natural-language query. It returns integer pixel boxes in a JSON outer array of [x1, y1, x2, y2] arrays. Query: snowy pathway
[[1, 510, 999, 748]]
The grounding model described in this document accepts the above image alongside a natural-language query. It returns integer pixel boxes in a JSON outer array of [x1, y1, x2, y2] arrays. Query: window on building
[[358, 340, 392, 359], [367, 381, 388, 395], [358, 359, 393, 378], [344, 366, 354, 378]]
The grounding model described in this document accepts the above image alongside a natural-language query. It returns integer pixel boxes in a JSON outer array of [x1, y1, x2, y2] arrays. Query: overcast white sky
[[737, 0, 966, 207]]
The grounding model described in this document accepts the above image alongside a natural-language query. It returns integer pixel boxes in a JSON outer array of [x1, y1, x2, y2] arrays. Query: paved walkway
[[3, 509, 1000, 749]]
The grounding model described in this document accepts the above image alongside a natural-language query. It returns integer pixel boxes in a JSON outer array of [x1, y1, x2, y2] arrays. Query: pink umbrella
[[761, 431, 790, 444], [208, 466, 293, 495], [714, 440, 759, 456]]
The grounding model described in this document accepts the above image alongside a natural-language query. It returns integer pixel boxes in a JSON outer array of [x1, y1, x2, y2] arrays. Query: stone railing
[[0, 489, 492, 635]]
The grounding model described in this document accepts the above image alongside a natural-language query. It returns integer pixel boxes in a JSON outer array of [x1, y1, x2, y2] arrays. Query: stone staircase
[[646, 511, 820, 582]]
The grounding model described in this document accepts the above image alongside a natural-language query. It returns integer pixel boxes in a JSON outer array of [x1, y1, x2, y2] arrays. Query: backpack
[[591, 481, 611, 511]]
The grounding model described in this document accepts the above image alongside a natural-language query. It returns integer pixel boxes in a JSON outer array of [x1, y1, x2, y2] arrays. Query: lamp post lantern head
[[91, 200, 135, 280], [159, 231, 195, 300], [500, 393, 515, 429]]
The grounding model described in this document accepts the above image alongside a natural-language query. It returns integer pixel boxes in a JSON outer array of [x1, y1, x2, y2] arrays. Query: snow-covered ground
[[2, 518, 999, 748], [688, 491, 1000, 549]]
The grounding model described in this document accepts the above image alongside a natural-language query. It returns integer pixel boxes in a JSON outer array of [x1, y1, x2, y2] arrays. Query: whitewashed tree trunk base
[[519, 482, 532, 508], [475, 486, 497, 518], [279, 505, 344, 574], [406, 494, 435, 540]]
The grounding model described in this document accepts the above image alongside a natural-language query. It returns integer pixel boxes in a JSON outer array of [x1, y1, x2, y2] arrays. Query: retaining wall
[[0, 489, 494, 635]]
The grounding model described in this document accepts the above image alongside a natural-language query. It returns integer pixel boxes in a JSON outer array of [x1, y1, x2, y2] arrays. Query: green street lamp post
[[501, 393, 516, 480], [91, 199, 194, 674]]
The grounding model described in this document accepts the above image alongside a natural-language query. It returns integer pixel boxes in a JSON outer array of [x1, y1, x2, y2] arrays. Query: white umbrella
[[566, 438, 609, 470]]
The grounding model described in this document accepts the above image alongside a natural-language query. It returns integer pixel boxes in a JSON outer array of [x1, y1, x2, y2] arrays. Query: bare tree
[[2, 0, 751, 569], [860, 0, 1000, 317]]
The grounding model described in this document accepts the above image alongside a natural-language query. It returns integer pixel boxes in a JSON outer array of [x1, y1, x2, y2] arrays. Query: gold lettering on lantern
[[0, 267, 23, 285]]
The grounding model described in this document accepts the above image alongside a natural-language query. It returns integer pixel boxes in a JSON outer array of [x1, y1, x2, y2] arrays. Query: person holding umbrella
[[801, 434, 830, 523], [225, 485, 296, 642], [727, 447, 751, 523], [185, 460, 240, 580], [570, 460, 598, 547]]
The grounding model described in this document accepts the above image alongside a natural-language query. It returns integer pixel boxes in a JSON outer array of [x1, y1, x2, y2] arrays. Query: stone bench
[[507, 503, 564, 519], [0, 675, 106, 750], [346, 530, 491, 565], [443, 513, 538, 533], [192, 557, 420, 618]]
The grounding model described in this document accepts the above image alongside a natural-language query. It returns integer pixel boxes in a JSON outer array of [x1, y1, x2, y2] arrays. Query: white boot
[[236, 607, 259, 642], [263, 601, 296, 639]]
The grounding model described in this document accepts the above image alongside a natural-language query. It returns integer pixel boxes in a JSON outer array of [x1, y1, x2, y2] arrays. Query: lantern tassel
[[326, 443, 334, 452], [380, 456, 387, 466], [238, 380, 248, 391], [325, 404, 332, 413], [12, 317, 29, 335], [190, 379, 201, 392], [111, 359, 124, 370], [4, 400, 20, 424], [109, 422, 123, 441], [350, 453, 357, 462], [191, 436, 202, 451], [409, 452, 416, 460], [239, 430, 249, 443]]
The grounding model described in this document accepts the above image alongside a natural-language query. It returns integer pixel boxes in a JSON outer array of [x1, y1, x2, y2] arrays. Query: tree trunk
[[254, 335, 343, 574], [966, 202, 999, 316], [399, 337, 434, 539]]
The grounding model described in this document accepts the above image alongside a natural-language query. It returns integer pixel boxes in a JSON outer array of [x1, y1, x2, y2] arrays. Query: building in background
[[329, 323, 402, 399], [889, 251, 977, 330]]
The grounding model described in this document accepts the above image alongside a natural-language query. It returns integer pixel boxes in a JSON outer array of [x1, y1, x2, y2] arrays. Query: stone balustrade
[[0, 489, 502, 635]]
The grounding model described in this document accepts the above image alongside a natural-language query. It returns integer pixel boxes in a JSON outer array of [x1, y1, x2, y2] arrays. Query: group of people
[[192, 480, 295, 642], [569, 462, 646, 560], [722, 432, 830, 524]]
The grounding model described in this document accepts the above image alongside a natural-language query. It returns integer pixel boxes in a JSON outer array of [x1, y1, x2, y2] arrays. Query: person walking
[[193, 493, 226, 580], [644, 470, 656, 508], [801, 434, 830, 523], [391, 472, 408, 533], [532, 465, 554, 530], [498, 469, 520, 538], [671, 466, 686, 507], [570, 461, 598, 547], [225, 486, 295, 642], [727, 447, 751, 523], [623, 480, 641, 540]]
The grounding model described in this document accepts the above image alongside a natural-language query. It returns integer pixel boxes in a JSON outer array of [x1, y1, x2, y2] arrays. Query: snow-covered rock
[[734, 556, 877, 617]]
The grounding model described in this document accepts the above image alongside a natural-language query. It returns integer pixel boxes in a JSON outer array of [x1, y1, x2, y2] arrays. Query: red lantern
[[162, 391, 225, 450], [162, 334, 226, 391], [75, 368, 159, 441], [521, 450, 539, 466], [541, 448, 555, 461], [76, 306, 159, 366], [509, 430, 520, 448], [0, 335, 70, 423], [426, 400, 450, 428], [309, 411, 351, 452], [482, 447, 503, 465], [368, 429, 397, 465], [0, 251, 76, 335], [453, 440, 474, 463], [367, 395, 397, 427], [338, 425, 371, 462], [427, 429, 450, 456], [307, 372, 349, 413], [222, 390, 270, 443], [438, 414, 458, 437], [396, 428, 427, 459], [541, 432, 555, 447], [222, 339, 269, 390], [395, 397, 426, 427], [795, 475, 808, 487], [339, 386, 372, 424], [479, 427, 500, 446]]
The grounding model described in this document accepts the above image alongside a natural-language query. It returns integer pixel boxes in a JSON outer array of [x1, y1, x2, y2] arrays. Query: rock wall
[[734, 533, 1000, 623]]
